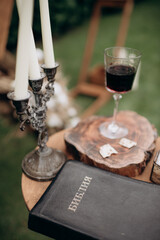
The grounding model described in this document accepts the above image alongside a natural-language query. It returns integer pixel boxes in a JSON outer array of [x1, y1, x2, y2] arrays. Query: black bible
[[28, 160, 160, 240]]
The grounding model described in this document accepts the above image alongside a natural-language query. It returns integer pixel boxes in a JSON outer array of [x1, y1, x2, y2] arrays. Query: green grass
[[0, 0, 160, 239], [54, 0, 160, 133]]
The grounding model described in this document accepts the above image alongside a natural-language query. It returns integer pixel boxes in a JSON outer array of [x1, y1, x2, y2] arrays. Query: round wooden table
[[21, 129, 160, 211]]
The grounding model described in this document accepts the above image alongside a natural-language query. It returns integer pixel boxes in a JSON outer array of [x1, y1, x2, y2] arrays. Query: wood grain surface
[[64, 111, 157, 177]]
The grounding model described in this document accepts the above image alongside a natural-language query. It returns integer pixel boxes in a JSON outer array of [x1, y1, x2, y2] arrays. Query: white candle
[[29, 29, 41, 79], [39, 0, 56, 68], [15, 0, 33, 99], [16, 0, 41, 80]]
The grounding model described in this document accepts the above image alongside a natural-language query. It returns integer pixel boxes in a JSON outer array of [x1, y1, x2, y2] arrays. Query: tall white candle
[[15, 0, 33, 99], [39, 0, 56, 68], [16, 0, 41, 80], [29, 30, 41, 79]]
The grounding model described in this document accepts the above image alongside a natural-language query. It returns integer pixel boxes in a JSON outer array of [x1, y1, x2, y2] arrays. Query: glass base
[[99, 121, 128, 139], [22, 147, 67, 181]]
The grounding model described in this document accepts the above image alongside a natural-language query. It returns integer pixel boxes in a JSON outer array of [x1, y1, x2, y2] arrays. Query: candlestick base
[[22, 147, 67, 181]]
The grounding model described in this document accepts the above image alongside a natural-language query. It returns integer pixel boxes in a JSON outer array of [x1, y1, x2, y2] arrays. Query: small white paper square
[[119, 138, 137, 149], [99, 144, 118, 158]]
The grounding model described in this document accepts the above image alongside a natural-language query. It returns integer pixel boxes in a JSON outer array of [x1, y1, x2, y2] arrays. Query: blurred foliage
[[7, 0, 95, 51]]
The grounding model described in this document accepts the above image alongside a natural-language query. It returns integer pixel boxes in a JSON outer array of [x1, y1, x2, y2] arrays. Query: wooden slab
[[64, 111, 157, 177], [21, 130, 160, 211]]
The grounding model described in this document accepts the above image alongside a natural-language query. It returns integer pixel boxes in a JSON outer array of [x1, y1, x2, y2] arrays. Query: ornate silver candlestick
[[8, 63, 67, 181]]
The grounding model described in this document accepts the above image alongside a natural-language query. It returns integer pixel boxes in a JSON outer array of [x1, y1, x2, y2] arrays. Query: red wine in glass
[[99, 47, 141, 139], [106, 64, 136, 93]]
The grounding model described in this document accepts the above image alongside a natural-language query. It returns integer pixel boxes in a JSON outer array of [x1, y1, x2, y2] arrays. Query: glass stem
[[111, 93, 122, 131]]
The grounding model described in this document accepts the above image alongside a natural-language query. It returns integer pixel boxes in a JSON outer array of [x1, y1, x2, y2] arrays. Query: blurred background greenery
[[0, 0, 160, 239]]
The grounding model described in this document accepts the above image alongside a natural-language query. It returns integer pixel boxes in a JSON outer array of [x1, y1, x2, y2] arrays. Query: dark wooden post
[[0, 0, 14, 60]]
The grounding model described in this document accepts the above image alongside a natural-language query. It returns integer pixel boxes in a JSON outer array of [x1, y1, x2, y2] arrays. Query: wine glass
[[99, 47, 141, 139]]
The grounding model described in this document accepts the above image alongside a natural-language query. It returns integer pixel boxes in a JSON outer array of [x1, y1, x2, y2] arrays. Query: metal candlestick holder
[[8, 63, 67, 181]]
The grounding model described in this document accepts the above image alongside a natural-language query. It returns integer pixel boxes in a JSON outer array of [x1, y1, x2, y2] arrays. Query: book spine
[[28, 213, 96, 240]]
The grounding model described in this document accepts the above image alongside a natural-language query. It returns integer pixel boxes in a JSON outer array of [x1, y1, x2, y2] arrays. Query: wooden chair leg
[[116, 0, 134, 46], [0, 0, 14, 60], [69, 0, 134, 118], [80, 92, 111, 119]]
